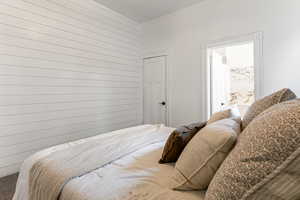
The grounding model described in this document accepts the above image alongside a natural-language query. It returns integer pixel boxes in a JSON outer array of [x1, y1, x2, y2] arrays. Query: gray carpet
[[0, 174, 18, 200]]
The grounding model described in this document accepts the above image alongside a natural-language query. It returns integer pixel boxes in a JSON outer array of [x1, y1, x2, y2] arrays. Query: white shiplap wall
[[0, 0, 142, 177]]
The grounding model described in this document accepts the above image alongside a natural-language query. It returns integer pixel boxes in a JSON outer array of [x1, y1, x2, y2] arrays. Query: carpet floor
[[0, 174, 18, 200]]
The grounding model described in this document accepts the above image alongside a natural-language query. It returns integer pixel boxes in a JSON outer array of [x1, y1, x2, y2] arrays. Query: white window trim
[[201, 32, 264, 120]]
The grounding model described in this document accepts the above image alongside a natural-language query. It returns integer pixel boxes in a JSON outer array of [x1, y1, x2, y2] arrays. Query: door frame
[[143, 53, 170, 126], [201, 32, 264, 120]]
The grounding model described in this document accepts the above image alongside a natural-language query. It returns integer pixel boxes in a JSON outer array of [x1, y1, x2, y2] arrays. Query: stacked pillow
[[171, 118, 240, 190], [159, 106, 241, 189], [159, 121, 207, 163], [207, 108, 240, 125], [242, 88, 296, 129], [160, 88, 299, 199], [159, 107, 240, 164], [206, 98, 300, 200]]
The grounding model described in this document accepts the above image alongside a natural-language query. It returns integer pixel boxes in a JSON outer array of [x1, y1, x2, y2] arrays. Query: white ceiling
[[93, 0, 205, 22]]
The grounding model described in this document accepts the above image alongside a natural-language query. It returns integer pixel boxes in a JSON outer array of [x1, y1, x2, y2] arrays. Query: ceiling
[[93, 0, 205, 22]]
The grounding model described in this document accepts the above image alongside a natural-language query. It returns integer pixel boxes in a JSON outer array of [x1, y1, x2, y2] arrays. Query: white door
[[210, 51, 231, 114], [143, 56, 167, 125]]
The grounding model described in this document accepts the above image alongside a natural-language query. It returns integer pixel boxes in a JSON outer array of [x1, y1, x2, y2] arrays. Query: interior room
[[0, 0, 300, 199]]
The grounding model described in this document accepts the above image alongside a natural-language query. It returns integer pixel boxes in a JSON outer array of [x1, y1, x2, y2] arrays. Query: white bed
[[13, 125, 206, 200]]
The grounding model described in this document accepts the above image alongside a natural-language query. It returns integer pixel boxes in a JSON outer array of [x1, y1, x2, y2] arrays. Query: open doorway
[[205, 33, 263, 118]]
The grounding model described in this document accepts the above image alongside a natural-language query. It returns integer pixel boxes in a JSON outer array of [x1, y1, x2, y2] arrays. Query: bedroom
[[0, 0, 300, 199]]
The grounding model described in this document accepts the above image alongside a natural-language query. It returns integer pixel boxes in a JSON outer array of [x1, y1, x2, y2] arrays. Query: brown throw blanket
[[28, 125, 170, 200]]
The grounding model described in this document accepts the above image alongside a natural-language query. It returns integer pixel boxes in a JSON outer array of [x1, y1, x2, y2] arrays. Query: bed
[[13, 125, 206, 200]]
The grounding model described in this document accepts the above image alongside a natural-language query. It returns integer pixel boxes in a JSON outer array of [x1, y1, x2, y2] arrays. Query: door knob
[[159, 101, 166, 106]]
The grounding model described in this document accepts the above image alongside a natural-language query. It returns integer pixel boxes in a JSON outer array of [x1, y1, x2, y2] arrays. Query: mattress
[[13, 126, 206, 200]]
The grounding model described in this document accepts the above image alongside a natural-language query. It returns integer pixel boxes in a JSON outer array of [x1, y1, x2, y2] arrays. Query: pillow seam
[[240, 146, 300, 200], [173, 134, 236, 189]]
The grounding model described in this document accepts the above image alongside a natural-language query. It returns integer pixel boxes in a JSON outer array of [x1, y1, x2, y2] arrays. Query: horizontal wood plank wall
[[0, 0, 142, 177]]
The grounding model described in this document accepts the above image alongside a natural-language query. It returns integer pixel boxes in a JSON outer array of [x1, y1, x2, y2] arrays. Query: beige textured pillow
[[171, 118, 240, 190], [242, 88, 296, 129], [207, 108, 239, 124], [206, 99, 300, 200]]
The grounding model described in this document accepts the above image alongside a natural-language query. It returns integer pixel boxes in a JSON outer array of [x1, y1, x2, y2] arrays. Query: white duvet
[[13, 125, 206, 200]]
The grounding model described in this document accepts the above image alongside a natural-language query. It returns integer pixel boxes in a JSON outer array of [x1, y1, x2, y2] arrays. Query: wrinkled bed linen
[[29, 125, 171, 200], [13, 125, 206, 200], [59, 142, 206, 200]]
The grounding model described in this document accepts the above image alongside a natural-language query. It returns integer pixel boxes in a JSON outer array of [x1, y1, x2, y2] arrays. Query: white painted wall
[[0, 0, 142, 177], [142, 0, 300, 127]]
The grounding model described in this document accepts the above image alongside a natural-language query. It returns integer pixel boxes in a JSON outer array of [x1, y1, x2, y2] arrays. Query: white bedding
[[13, 125, 206, 200]]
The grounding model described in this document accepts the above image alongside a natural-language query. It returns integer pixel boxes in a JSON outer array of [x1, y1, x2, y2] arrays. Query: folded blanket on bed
[[28, 125, 170, 200]]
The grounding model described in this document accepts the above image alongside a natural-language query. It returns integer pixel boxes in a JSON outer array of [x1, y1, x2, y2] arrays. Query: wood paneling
[[0, 0, 142, 177]]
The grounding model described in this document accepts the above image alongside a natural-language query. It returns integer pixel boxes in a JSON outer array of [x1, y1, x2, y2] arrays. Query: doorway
[[205, 33, 263, 117], [143, 56, 167, 125]]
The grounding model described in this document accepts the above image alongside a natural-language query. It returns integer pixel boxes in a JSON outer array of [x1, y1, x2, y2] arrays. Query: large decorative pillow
[[159, 121, 207, 164], [206, 99, 300, 200], [170, 118, 240, 190], [207, 106, 240, 125], [242, 88, 296, 129]]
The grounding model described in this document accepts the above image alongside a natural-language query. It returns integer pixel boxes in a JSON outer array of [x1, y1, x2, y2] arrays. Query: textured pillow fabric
[[206, 99, 300, 200], [170, 118, 240, 190], [207, 106, 240, 125], [242, 88, 296, 129], [159, 121, 207, 164]]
